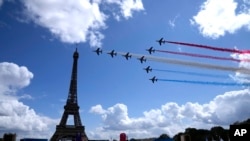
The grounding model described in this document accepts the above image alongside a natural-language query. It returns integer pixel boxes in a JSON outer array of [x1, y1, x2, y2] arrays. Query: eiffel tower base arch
[[51, 125, 88, 141]]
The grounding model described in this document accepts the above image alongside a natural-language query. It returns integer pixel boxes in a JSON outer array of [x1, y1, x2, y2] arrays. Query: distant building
[[88, 140, 109, 141], [20, 139, 48, 141], [154, 138, 174, 141], [130, 137, 157, 141], [3, 133, 16, 141], [180, 134, 190, 141]]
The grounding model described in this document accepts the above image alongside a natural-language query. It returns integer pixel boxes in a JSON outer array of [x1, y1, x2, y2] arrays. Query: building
[[180, 134, 191, 141], [3, 133, 16, 141], [20, 139, 48, 141]]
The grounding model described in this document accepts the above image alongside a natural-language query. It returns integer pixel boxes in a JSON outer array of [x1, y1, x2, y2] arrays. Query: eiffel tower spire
[[51, 49, 88, 141], [67, 48, 78, 104]]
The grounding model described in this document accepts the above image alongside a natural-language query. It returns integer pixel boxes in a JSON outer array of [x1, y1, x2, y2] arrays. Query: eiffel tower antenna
[[75, 43, 79, 47], [51, 49, 88, 141]]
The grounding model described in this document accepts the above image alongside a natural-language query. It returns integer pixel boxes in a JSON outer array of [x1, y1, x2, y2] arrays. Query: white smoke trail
[[114, 52, 250, 75]]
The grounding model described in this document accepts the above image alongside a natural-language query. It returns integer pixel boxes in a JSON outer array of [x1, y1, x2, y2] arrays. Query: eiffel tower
[[51, 49, 88, 141]]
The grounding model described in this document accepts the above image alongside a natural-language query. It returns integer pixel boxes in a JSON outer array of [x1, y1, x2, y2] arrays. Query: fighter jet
[[149, 76, 158, 83], [138, 56, 146, 63], [93, 48, 102, 55], [144, 66, 152, 73], [156, 37, 164, 46], [146, 47, 155, 54], [107, 50, 117, 58], [122, 52, 132, 60]]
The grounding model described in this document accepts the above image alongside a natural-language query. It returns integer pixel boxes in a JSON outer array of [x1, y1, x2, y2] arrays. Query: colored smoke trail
[[153, 69, 229, 78], [158, 79, 250, 86], [115, 52, 250, 75], [145, 55, 250, 75], [164, 40, 250, 54], [156, 50, 243, 62]]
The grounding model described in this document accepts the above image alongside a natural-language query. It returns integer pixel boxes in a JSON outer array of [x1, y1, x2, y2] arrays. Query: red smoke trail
[[156, 50, 242, 62], [164, 40, 250, 54], [158, 79, 250, 86]]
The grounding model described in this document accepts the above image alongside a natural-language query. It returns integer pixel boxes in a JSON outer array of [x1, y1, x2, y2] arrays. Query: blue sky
[[1, 0, 250, 140]]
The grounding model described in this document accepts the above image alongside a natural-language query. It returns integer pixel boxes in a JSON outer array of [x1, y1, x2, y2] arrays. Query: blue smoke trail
[[158, 79, 249, 86], [153, 69, 229, 79]]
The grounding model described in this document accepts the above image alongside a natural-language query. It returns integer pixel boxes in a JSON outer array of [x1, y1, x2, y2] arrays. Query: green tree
[[211, 126, 226, 141], [159, 133, 170, 139], [173, 132, 183, 141]]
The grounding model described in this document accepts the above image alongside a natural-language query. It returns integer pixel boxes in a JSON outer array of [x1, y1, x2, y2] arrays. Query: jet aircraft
[[123, 52, 132, 60], [107, 50, 117, 58], [146, 47, 155, 54], [156, 37, 164, 46], [93, 48, 102, 55], [149, 76, 158, 83], [138, 56, 146, 63], [144, 66, 152, 73]]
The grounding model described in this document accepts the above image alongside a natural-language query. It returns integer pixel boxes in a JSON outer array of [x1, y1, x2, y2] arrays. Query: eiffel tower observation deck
[[51, 49, 88, 141]]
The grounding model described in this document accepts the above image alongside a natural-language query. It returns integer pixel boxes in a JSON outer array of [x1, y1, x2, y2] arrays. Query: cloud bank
[[191, 0, 250, 38], [0, 0, 3, 8], [0, 62, 57, 139], [21, 0, 144, 47], [89, 52, 250, 139], [89, 89, 250, 139]]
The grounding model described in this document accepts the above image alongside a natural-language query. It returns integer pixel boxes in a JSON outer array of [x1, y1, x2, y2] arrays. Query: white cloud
[[0, 99, 55, 131], [88, 31, 105, 47], [106, 0, 144, 19], [0, 62, 33, 94], [0, 0, 3, 8], [230, 52, 250, 83], [21, 0, 107, 47], [18, 93, 33, 100], [0, 62, 58, 139], [191, 0, 250, 39], [244, 0, 250, 5], [168, 15, 179, 28], [90, 89, 250, 139], [20, 0, 144, 47], [212, 89, 250, 123], [90, 104, 106, 114]]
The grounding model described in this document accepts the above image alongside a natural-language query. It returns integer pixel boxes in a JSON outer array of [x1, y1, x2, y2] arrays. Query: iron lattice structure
[[51, 49, 88, 141]]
